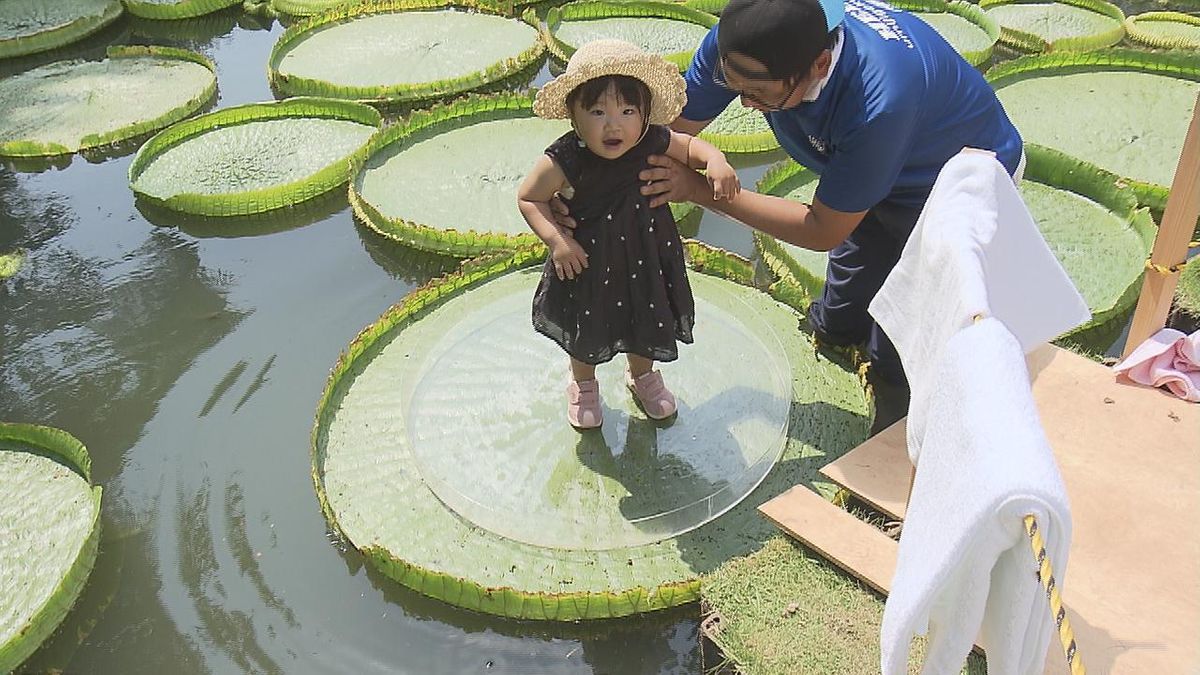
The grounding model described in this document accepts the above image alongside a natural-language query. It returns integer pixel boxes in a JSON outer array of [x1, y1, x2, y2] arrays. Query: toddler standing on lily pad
[[518, 39, 739, 429]]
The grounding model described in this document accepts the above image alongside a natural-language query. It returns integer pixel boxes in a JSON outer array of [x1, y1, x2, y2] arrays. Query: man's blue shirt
[[682, 0, 1023, 212]]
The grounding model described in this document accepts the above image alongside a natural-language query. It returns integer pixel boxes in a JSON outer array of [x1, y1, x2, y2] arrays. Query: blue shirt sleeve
[[681, 26, 736, 123], [814, 106, 920, 213]]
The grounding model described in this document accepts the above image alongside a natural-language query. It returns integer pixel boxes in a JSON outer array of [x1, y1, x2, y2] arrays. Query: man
[[599, 0, 1023, 433]]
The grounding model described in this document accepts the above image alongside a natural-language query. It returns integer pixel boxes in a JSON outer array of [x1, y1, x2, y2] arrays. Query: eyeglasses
[[712, 56, 800, 112]]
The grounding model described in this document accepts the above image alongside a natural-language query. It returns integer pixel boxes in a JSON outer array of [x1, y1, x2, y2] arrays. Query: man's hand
[[550, 236, 588, 280], [548, 191, 577, 230], [638, 154, 708, 208]]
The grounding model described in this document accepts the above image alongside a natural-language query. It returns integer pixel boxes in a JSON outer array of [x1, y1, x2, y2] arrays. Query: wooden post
[[1123, 93, 1200, 358]]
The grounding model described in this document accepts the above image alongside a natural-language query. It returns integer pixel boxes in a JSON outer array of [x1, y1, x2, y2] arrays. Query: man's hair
[[717, 0, 838, 82], [567, 75, 653, 119]]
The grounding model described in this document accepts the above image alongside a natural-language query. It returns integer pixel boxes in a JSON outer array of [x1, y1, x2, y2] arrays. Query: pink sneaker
[[567, 379, 603, 429], [626, 370, 677, 420]]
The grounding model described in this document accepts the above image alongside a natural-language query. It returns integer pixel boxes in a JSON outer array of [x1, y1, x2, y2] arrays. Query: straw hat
[[533, 39, 687, 126]]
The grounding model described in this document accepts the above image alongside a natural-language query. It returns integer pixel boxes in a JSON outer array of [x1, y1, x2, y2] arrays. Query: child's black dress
[[532, 125, 695, 366]]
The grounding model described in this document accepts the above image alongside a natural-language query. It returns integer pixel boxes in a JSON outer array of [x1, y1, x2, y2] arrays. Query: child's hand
[[706, 158, 741, 201], [550, 236, 588, 280]]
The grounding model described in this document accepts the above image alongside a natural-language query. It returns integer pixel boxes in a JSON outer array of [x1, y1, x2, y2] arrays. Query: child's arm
[[517, 155, 588, 280], [665, 129, 741, 201]]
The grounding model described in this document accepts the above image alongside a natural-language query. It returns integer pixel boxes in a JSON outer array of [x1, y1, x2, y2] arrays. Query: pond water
[[0, 1, 1180, 673]]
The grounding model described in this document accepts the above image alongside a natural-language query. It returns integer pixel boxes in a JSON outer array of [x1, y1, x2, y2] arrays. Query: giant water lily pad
[[0, 0, 122, 59], [755, 146, 1155, 350], [269, 0, 544, 104], [897, 0, 1000, 66], [0, 46, 215, 158], [313, 247, 869, 620], [0, 423, 101, 674], [980, 0, 1124, 52], [352, 93, 699, 257], [122, 0, 240, 20], [699, 101, 778, 154], [353, 94, 567, 256], [1126, 11, 1200, 50], [989, 50, 1200, 211], [544, 1, 716, 70], [129, 97, 380, 216]]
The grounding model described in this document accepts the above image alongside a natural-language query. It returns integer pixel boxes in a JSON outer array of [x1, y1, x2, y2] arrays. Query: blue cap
[[821, 0, 844, 30]]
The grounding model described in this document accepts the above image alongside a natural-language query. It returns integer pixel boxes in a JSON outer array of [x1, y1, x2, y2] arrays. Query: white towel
[[880, 318, 1072, 675], [868, 149, 1090, 463]]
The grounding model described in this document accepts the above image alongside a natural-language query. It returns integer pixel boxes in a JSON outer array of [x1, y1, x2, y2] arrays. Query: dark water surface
[[0, 0, 1186, 672]]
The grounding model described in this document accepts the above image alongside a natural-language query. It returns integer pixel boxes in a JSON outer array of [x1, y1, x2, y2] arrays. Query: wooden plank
[[819, 419, 909, 521], [774, 344, 1200, 674], [1125, 92, 1200, 356], [758, 485, 898, 595]]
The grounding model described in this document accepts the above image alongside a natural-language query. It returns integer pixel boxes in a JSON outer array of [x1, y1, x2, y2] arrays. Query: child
[[518, 39, 740, 429]]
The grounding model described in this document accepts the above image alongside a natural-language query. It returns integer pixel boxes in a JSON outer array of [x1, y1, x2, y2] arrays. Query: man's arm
[[669, 117, 711, 136], [640, 155, 867, 251]]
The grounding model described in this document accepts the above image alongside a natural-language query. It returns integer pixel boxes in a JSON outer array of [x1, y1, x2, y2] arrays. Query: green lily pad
[[989, 50, 1200, 212], [269, 0, 545, 104], [1126, 11, 1200, 50], [269, 0, 354, 15], [752, 163, 827, 304], [755, 146, 1155, 351], [312, 248, 869, 620], [0, 423, 102, 674], [699, 101, 779, 155], [129, 97, 381, 216], [0, 0, 122, 59], [898, 0, 1000, 66], [353, 93, 566, 256], [122, 0, 241, 20], [0, 249, 25, 279], [544, 1, 717, 70], [980, 0, 1125, 52], [0, 46, 216, 158], [353, 92, 699, 257]]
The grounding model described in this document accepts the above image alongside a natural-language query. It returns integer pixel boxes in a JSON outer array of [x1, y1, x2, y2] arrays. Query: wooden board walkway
[[761, 345, 1200, 674]]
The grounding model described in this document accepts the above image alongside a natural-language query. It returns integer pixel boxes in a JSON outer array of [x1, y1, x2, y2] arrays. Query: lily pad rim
[[120, 0, 242, 20], [1125, 11, 1200, 50]]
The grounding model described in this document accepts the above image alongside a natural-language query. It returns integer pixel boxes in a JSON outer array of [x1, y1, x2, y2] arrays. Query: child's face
[[570, 84, 645, 160]]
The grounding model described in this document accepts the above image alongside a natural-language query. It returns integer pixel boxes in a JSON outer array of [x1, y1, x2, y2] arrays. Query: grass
[[701, 536, 989, 675]]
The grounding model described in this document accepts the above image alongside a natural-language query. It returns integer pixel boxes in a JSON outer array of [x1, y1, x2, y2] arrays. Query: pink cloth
[[1113, 328, 1200, 402]]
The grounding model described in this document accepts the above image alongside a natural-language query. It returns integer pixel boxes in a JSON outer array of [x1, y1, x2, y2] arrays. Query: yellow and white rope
[[1024, 515, 1086, 675]]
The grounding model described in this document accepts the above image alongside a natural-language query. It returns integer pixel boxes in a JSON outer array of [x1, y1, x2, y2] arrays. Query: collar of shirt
[[800, 27, 844, 103]]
